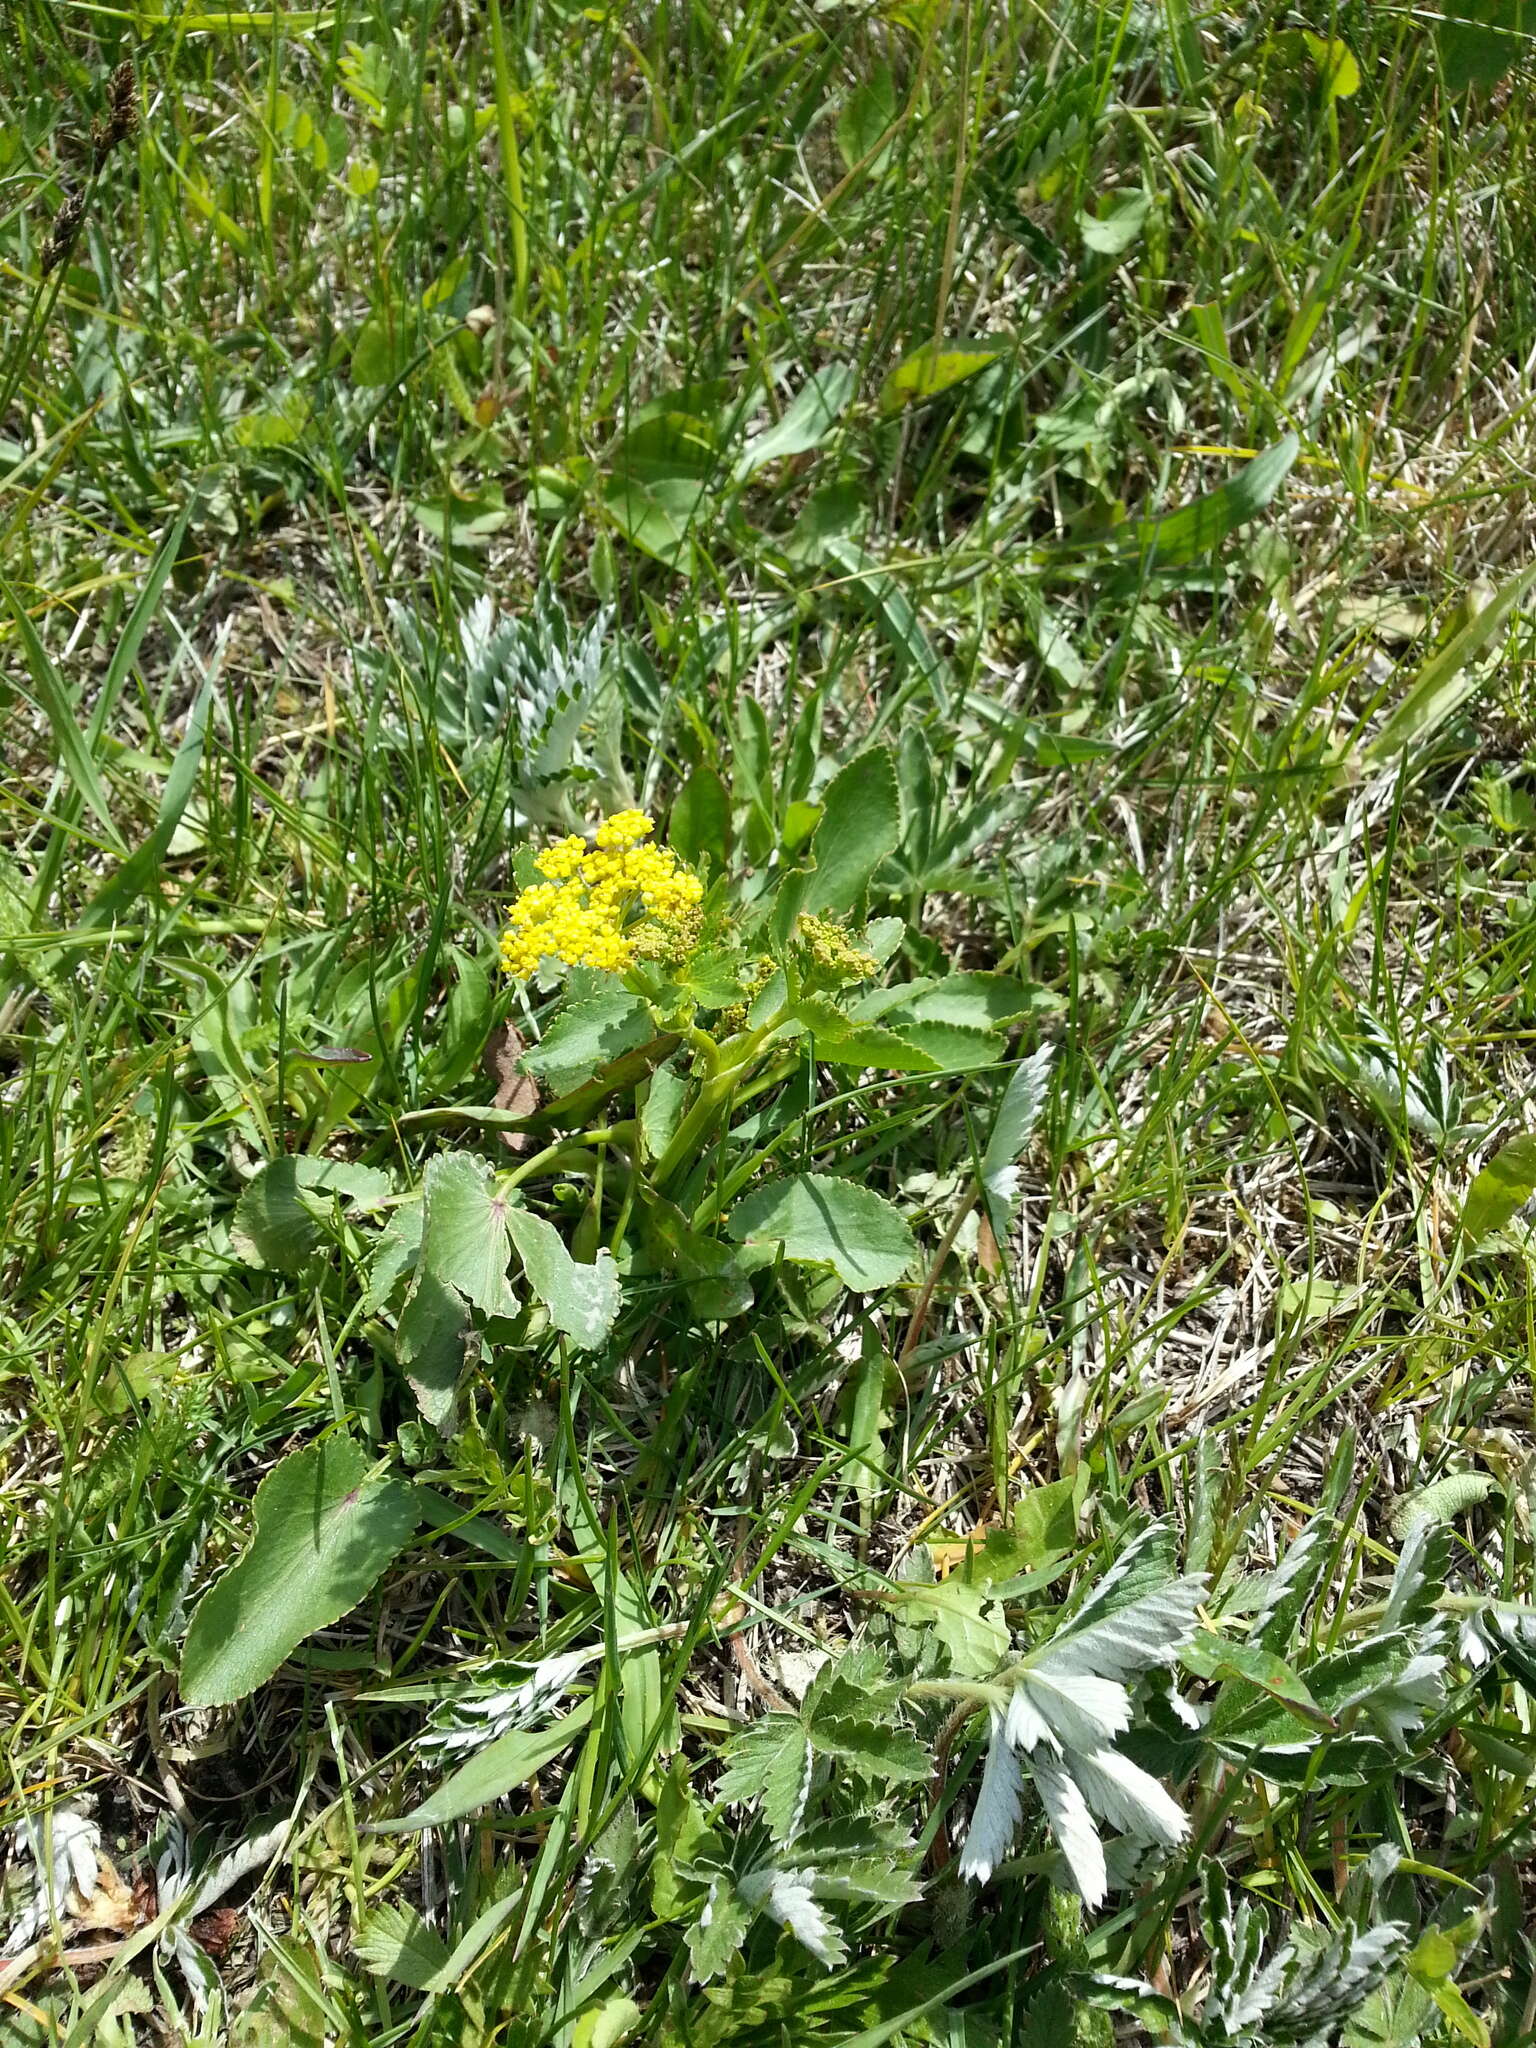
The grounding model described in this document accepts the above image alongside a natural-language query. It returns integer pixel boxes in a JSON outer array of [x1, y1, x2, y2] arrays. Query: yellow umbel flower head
[[796, 914, 878, 984], [500, 810, 704, 979]]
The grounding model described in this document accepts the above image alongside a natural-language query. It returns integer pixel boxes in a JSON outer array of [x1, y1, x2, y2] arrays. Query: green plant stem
[[649, 1012, 789, 1191], [485, 0, 529, 324], [504, 1142, 602, 1190]]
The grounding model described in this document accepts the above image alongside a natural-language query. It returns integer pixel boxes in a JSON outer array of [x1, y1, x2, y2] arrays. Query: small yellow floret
[[593, 809, 654, 851], [534, 835, 586, 881], [797, 914, 878, 983]]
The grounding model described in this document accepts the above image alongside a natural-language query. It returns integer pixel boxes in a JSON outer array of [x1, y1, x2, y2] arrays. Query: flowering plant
[[477, 756, 1041, 1331]]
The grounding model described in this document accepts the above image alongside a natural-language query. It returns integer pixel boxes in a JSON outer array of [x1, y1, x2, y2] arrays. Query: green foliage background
[[6, 1, 1536, 2042]]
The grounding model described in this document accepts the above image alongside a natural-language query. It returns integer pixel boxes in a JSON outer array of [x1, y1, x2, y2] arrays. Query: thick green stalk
[[649, 1011, 789, 1191]]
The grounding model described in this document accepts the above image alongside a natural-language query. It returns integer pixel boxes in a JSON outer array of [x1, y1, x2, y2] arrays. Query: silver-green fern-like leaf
[[958, 1524, 1204, 1901], [385, 590, 611, 783]]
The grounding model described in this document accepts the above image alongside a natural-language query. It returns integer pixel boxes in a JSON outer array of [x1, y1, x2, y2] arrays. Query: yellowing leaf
[[879, 341, 1004, 413], [1304, 32, 1362, 100]]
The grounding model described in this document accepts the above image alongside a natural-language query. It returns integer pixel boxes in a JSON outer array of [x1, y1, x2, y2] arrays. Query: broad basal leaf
[[791, 998, 942, 1074], [233, 1157, 392, 1273], [1362, 563, 1536, 769], [506, 1206, 621, 1349], [880, 341, 1006, 413], [356, 1903, 453, 1992], [1079, 190, 1150, 256], [1438, 0, 1527, 91], [520, 992, 656, 1093], [803, 750, 901, 918], [396, 1269, 472, 1433], [603, 470, 708, 569], [1304, 31, 1361, 99], [413, 1152, 517, 1316], [1387, 1471, 1496, 1536], [1180, 1632, 1332, 1726], [875, 972, 1036, 1031], [887, 1021, 1001, 1072], [1460, 1129, 1536, 1249], [668, 768, 732, 871], [727, 1172, 915, 1292], [397, 1152, 517, 1427], [180, 1439, 419, 1708], [733, 365, 858, 483], [1112, 434, 1299, 567], [893, 1578, 1009, 1677]]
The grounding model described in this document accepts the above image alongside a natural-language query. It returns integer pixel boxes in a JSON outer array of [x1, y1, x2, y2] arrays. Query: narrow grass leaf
[[846, 1324, 888, 1523], [2, 578, 125, 850], [1362, 564, 1536, 768], [821, 537, 951, 709], [380, 1700, 595, 1831], [95, 501, 198, 735]]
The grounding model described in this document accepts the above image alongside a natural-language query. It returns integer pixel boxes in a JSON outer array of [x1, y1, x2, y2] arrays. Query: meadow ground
[[6, 4, 1536, 2044]]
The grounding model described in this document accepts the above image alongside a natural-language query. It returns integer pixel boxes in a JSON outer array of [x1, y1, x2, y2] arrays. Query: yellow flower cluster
[[797, 914, 878, 983], [500, 810, 704, 979]]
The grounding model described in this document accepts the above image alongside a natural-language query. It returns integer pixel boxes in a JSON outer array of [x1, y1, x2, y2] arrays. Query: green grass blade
[[2, 575, 126, 851], [1361, 563, 1536, 768]]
